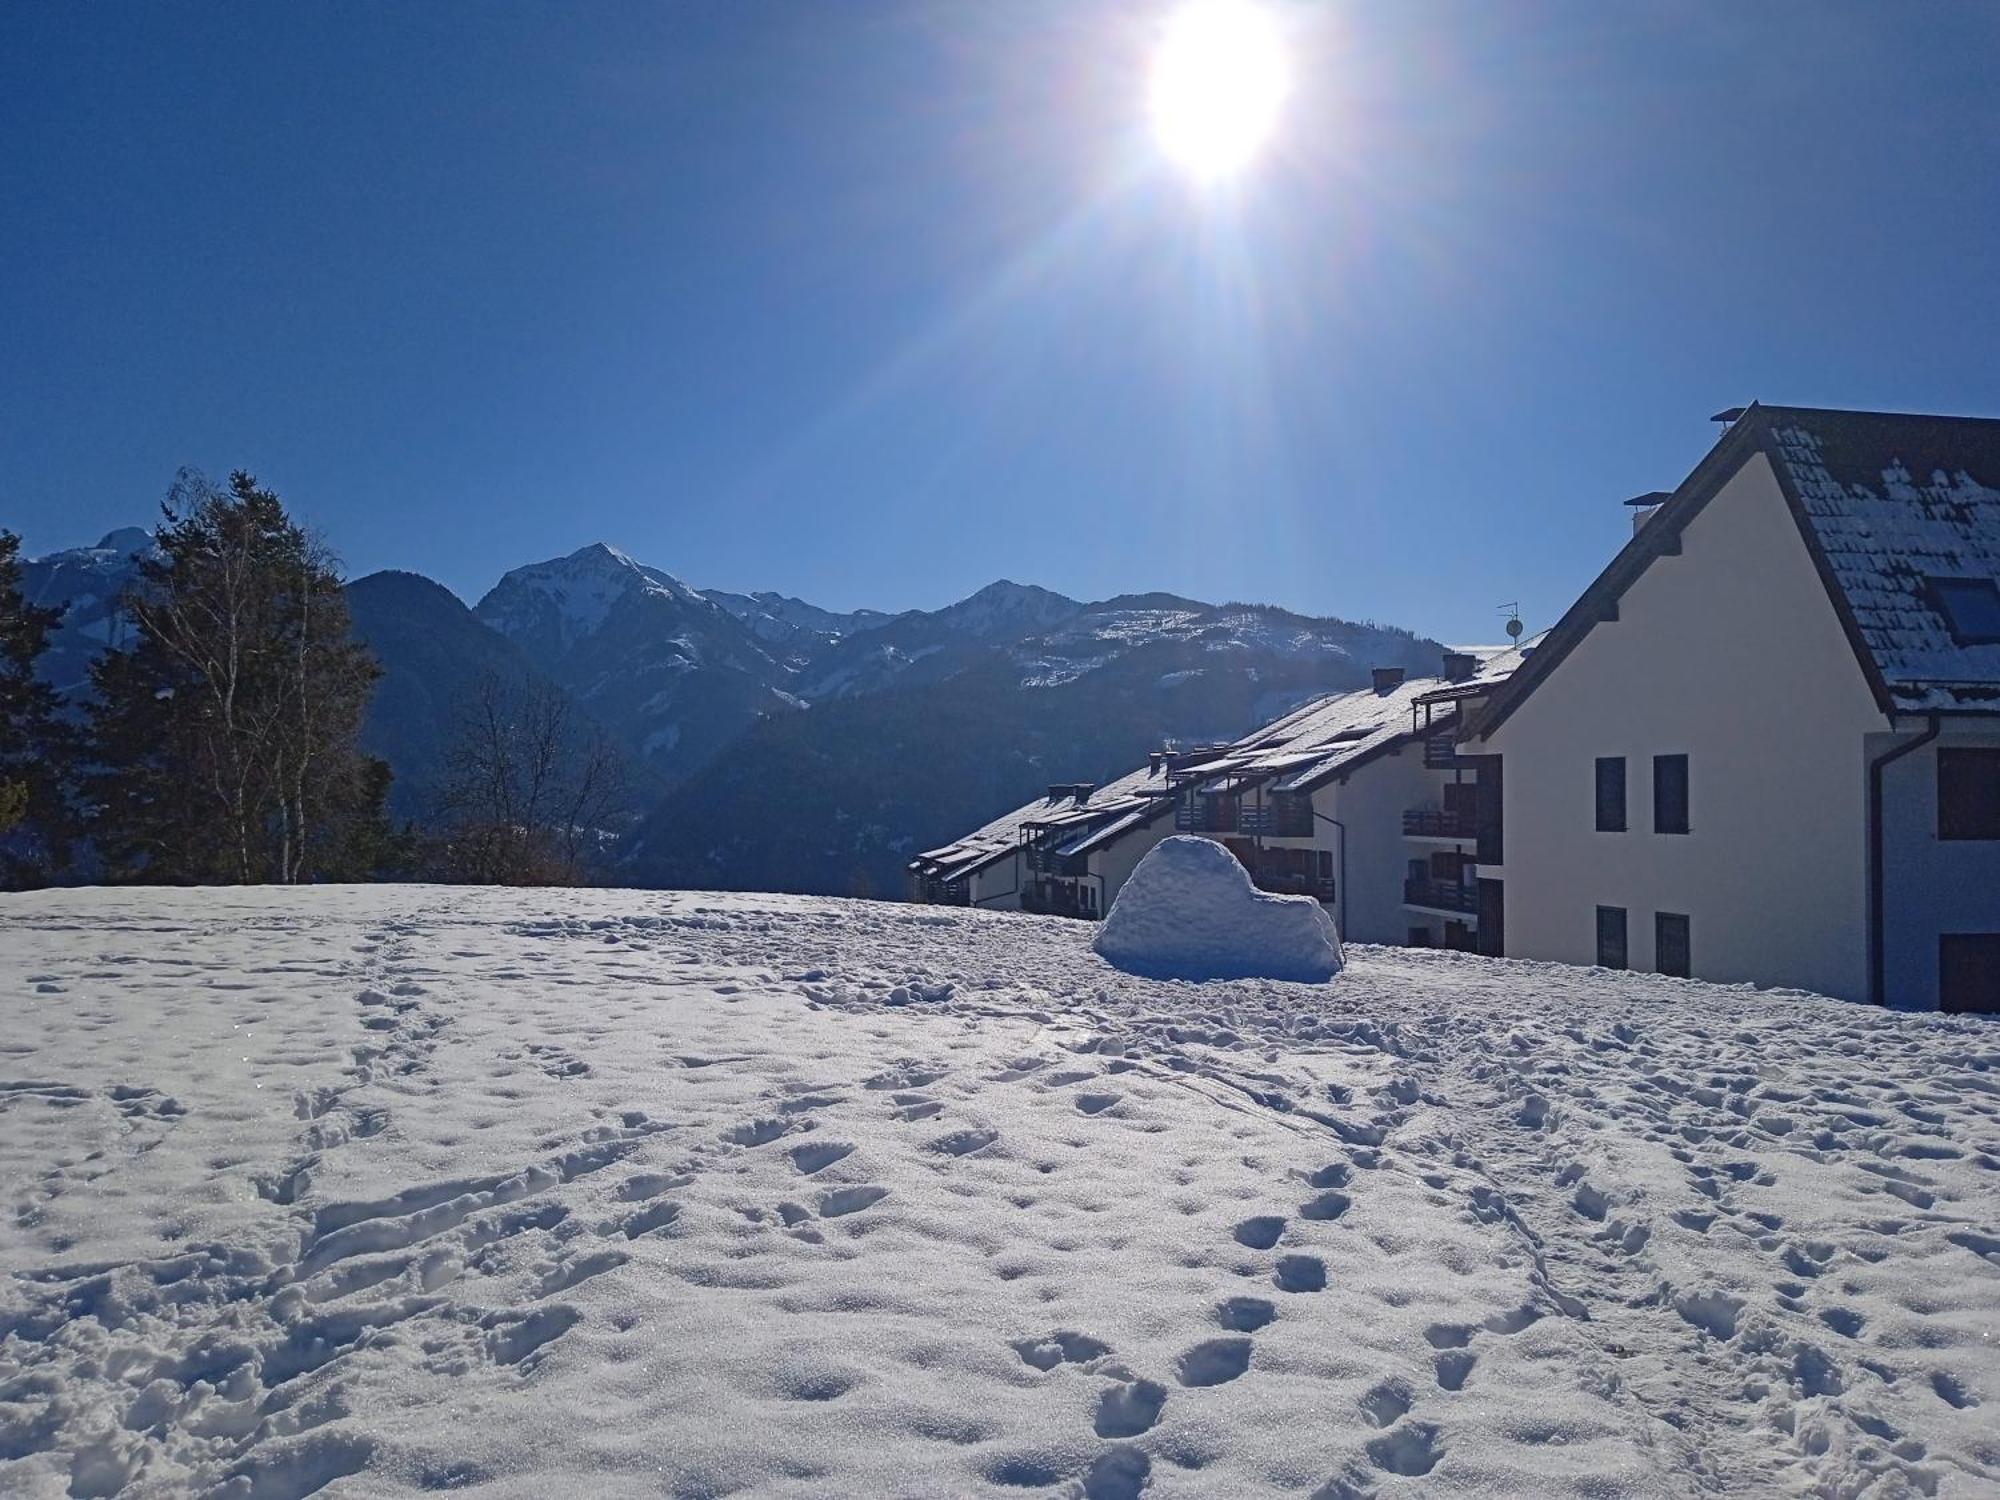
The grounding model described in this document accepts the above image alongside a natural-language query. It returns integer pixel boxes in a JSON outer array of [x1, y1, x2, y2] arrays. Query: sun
[[1148, 0, 1291, 183]]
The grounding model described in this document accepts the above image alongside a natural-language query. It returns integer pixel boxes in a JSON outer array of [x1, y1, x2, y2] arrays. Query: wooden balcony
[[1402, 808, 1477, 839], [1404, 877, 1478, 915]]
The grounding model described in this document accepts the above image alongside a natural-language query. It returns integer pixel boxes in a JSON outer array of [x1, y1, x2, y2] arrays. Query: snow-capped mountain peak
[[477, 542, 716, 651], [933, 579, 1083, 637]]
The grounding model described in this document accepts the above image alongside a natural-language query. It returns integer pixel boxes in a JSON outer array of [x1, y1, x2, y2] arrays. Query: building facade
[[1465, 405, 2000, 1011]]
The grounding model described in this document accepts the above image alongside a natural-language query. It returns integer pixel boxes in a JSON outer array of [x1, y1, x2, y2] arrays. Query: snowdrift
[[1093, 835, 1345, 982]]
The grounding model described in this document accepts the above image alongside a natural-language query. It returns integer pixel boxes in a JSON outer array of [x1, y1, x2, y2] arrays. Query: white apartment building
[[1463, 405, 2000, 1011]]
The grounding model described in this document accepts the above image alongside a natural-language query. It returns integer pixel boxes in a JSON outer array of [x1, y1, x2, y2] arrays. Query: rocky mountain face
[[699, 587, 894, 668], [25, 530, 1446, 895], [471, 545, 808, 788], [17, 528, 155, 696]]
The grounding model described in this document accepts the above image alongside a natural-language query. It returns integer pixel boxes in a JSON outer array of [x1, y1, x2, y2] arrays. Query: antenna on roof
[[1498, 602, 1523, 641]]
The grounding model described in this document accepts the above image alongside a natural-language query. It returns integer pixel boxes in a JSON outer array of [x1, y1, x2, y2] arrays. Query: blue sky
[[3, 2, 1995, 643]]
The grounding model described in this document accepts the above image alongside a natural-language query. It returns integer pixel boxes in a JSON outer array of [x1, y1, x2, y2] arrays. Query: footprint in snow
[[1233, 1215, 1286, 1250], [1216, 1296, 1275, 1332], [817, 1184, 888, 1218], [618, 1201, 680, 1239], [1433, 1349, 1476, 1390], [1074, 1092, 1121, 1116], [1365, 1419, 1446, 1477], [930, 1127, 998, 1158], [1273, 1254, 1326, 1293], [721, 1118, 789, 1147], [536, 1249, 629, 1296], [1299, 1190, 1350, 1221], [617, 1172, 685, 1202], [787, 1140, 855, 1175], [1010, 1330, 1111, 1371], [483, 1305, 579, 1368], [1175, 1337, 1252, 1387], [1082, 1445, 1150, 1500], [1094, 1373, 1168, 1437], [1424, 1322, 1474, 1349], [1358, 1378, 1413, 1428], [1930, 1371, 1977, 1409]]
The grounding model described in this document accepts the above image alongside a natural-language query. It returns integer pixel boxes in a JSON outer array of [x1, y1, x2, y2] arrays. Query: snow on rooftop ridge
[[1093, 835, 1345, 982]]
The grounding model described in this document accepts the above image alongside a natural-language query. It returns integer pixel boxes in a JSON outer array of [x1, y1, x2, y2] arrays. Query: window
[[1595, 757, 1626, 832], [1928, 576, 2000, 646], [1654, 754, 1689, 835], [1938, 748, 2000, 840], [1940, 934, 2000, 1014], [1596, 906, 1628, 969], [1656, 912, 1690, 978]]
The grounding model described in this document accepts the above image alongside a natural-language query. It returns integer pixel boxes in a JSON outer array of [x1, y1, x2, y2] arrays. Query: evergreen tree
[[85, 470, 384, 883], [0, 530, 76, 886]]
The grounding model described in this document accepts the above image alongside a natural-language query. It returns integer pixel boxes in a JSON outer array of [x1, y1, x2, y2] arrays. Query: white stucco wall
[[1879, 722, 2000, 1006], [1313, 744, 1441, 945], [968, 854, 1023, 910], [1476, 454, 1884, 1001], [1089, 817, 1176, 909]]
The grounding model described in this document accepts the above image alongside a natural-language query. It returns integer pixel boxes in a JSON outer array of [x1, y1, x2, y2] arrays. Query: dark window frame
[[1655, 911, 1691, 978], [1940, 933, 2000, 1014], [1594, 756, 1627, 833], [1653, 753, 1690, 835], [1938, 747, 2000, 841], [1595, 905, 1628, 970]]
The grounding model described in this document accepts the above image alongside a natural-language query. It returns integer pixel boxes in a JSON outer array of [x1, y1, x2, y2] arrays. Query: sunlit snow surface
[[1, 887, 1995, 1498]]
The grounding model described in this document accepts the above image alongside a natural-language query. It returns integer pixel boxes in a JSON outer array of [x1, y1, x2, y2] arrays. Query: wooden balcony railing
[[1404, 877, 1478, 914]]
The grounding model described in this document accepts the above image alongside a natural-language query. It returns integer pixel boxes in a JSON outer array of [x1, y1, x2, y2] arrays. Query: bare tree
[[429, 672, 625, 885]]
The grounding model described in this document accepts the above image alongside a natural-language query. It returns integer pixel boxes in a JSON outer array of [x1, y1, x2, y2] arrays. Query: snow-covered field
[[1, 887, 1995, 1499]]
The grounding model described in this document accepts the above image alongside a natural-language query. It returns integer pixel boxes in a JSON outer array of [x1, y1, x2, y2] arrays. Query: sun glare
[[1148, 0, 1291, 183]]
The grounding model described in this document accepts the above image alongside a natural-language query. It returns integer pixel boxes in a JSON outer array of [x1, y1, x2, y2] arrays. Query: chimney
[[1371, 666, 1405, 694], [1624, 490, 1671, 537], [1441, 651, 1477, 683], [1072, 783, 1095, 804]]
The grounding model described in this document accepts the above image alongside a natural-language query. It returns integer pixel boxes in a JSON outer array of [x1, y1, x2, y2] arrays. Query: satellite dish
[[1506, 616, 1524, 641], [1498, 601, 1523, 641]]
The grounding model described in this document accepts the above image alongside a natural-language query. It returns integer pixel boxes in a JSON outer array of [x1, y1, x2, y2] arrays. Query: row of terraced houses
[[910, 405, 2000, 1012]]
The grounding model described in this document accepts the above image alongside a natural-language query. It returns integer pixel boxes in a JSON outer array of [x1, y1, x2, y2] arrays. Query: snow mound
[[1093, 835, 1344, 982]]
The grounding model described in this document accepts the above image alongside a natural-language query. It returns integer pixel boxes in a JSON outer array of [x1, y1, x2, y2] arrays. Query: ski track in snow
[[0, 886, 1995, 1499]]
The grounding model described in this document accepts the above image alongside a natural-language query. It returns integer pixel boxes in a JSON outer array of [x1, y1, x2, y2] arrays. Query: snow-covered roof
[[919, 645, 1536, 882], [909, 763, 1173, 883], [1763, 410, 2000, 711], [1477, 405, 2000, 733]]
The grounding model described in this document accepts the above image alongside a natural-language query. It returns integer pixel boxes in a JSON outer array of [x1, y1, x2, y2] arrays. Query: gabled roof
[[1473, 404, 2000, 736]]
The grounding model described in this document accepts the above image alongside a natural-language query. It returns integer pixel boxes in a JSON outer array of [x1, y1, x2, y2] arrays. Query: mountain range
[[21, 530, 1448, 894]]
